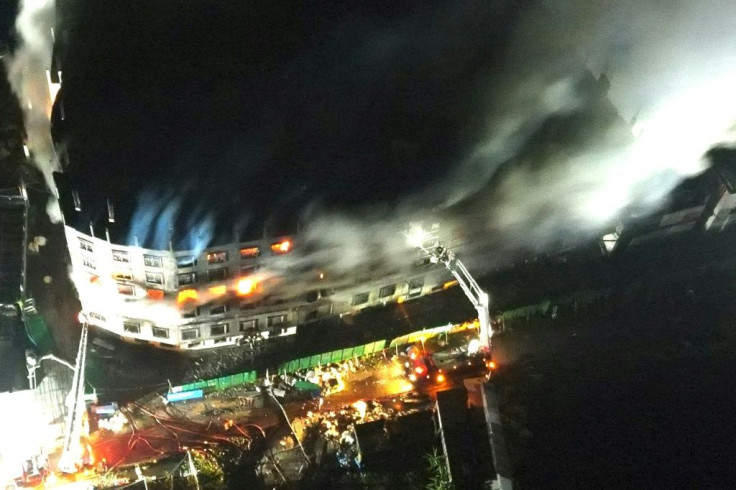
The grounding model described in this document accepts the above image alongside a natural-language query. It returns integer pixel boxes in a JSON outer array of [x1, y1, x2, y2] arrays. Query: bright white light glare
[[0, 391, 51, 481], [630, 71, 736, 177], [45, 69, 61, 103], [352, 400, 368, 419], [406, 224, 426, 248], [571, 70, 736, 225], [467, 338, 481, 354]]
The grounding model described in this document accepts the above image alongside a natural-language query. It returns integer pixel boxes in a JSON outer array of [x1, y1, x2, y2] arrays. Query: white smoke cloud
[[425, 0, 736, 251], [19, 0, 735, 285], [4, 0, 58, 192], [301, 0, 736, 273]]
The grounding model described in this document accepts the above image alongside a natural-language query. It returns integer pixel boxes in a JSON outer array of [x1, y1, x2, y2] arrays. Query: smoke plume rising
[[4, 0, 58, 194], [452, 0, 736, 240], [13, 0, 736, 284], [302, 0, 736, 273]]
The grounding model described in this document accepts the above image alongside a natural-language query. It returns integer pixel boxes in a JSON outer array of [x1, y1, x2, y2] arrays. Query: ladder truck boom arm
[[430, 246, 492, 349]]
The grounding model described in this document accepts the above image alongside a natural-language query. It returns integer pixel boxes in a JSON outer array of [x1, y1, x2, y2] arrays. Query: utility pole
[[135, 464, 149, 490], [263, 375, 309, 464], [186, 449, 200, 490]]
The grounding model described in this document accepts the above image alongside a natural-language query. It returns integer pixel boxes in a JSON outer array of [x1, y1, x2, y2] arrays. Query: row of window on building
[[80, 238, 291, 269], [179, 264, 259, 285], [80, 236, 282, 293], [120, 314, 288, 340], [351, 277, 424, 306]]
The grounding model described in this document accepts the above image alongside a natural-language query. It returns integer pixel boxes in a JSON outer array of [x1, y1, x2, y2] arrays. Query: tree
[[424, 449, 453, 490]]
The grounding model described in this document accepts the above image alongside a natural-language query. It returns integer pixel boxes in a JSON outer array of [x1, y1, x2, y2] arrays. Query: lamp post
[[263, 375, 309, 464], [25, 349, 39, 390]]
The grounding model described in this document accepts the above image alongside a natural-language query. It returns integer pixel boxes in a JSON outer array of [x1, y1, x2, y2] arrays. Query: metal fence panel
[[299, 357, 311, 370], [321, 352, 332, 364], [353, 345, 365, 356], [310, 355, 321, 367], [167, 390, 203, 403], [374, 339, 386, 351], [341, 347, 354, 360], [330, 350, 343, 363]]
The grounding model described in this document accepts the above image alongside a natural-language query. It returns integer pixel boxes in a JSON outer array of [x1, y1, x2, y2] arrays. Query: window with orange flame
[[177, 288, 199, 303], [270, 240, 292, 255]]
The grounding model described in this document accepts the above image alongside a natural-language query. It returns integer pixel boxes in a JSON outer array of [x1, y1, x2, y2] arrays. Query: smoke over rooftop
[[4, 0, 58, 190], [8, 0, 736, 272]]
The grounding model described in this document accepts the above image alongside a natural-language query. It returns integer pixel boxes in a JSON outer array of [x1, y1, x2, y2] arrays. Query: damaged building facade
[[43, 2, 451, 351], [61, 224, 449, 350]]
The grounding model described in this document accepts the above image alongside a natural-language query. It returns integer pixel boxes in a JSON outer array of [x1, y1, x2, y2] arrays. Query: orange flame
[[177, 289, 199, 304], [236, 278, 257, 296], [208, 285, 227, 296], [271, 240, 292, 254], [240, 246, 260, 258]]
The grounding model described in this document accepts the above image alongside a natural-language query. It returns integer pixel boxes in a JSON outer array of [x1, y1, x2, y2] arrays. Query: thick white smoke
[[302, 0, 736, 273], [11, 0, 735, 283], [4, 0, 59, 194], [459, 0, 736, 239]]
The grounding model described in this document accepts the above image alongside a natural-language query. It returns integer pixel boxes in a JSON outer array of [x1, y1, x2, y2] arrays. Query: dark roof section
[[709, 146, 736, 194], [435, 388, 477, 487]]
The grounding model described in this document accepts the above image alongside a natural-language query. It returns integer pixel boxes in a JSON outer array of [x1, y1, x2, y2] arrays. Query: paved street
[[87, 330, 490, 480]]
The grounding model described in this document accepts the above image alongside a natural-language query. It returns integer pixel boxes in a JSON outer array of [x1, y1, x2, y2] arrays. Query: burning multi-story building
[[41, 3, 454, 351], [57, 221, 450, 350]]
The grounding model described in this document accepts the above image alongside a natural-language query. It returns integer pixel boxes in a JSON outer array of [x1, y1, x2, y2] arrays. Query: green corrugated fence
[[24, 312, 56, 354], [175, 338, 393, 391], [277, 339, 389, 375]]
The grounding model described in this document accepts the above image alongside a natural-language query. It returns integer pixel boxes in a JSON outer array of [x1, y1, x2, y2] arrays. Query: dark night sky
[[49, 0, 523, 246], [7, 0, 732, 258]]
